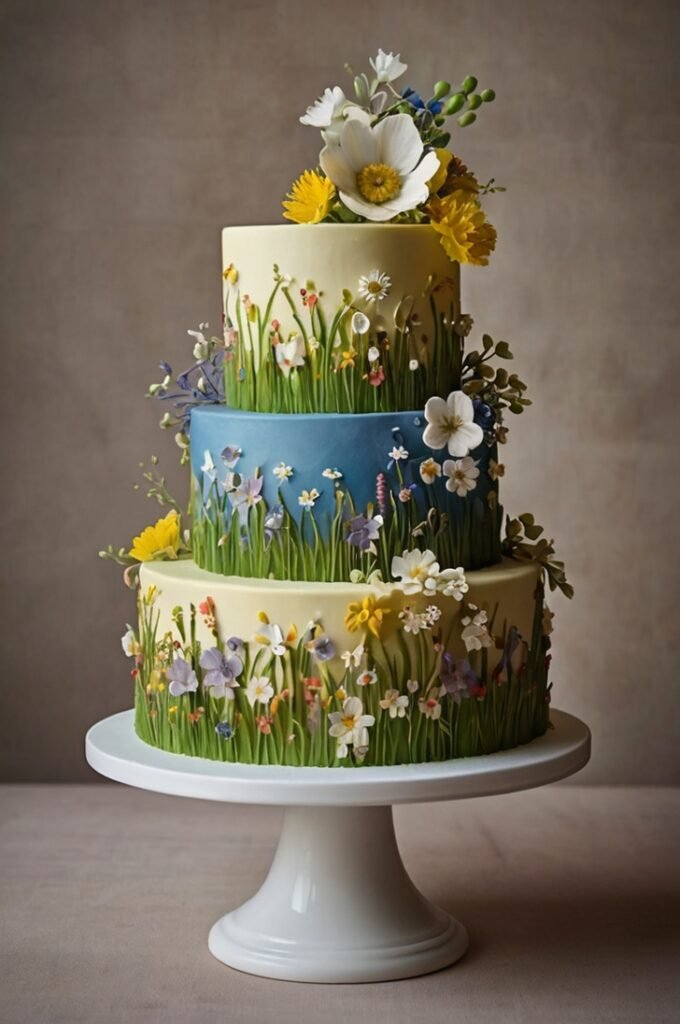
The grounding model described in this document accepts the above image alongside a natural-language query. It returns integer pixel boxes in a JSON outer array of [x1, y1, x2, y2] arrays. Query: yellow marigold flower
[[344, 594, 392, 638], [282, 169, 335, 225], [129, 511, 181, 562], [429, 191, 497, 267]]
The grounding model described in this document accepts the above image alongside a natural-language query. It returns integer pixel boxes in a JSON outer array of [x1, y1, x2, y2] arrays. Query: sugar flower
[[429, 191, 497, 266], [341, 643, 365, 669], [201, 450, 217, 481], [389, 445, 409, 462], [322, 467, 343, 480], [419, 458, 442, 485], [437, 566, 468, 601], [298, 488, 320, 509], [357, 669, 378, 687], [406, 678, 419, 693], [399, 606, 430, 634], [344, 594, 392, 637], [246, 675, 274, 707], [273, 462, 293, 482], [300, 85, 348, 129], [461, 606, 494, 652], [369, 365, 385, 387], [346, 513, 382, 550], [229, 476, 263, 519], [226, 636, 245, 658], [253, 622, 287, 656], [440, 654, 478, 704], [423, 391, 484, 457], [308, 634, 337, 662], [275, 334, 306, 375], [391, 548, 440, 595], [220, 445, 242, 468], [215, 721, 234, 740], [351, 310, 370, 335], [369, 49, 407, 84], [380, 688, 409, 718], [418, 694, 442, 720], [320, 114, 439, 222], [358, 270, 392, 302], [367, 345, 380, 362], [129, 511, 181, 562], [443, 456, 480, 497], [121, 627, 140, 658], [488, 459, 505, 481], [166, 656, 198, 697], [409, 359, 419, 371], [282, 169, 335, 224], [264, 504, 284, 544], [328, 696, 375, 756], [199, 647, 243, 700]]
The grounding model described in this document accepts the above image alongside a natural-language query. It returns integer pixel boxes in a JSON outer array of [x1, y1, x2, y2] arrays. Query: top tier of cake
[[221, 224, 463, 415]]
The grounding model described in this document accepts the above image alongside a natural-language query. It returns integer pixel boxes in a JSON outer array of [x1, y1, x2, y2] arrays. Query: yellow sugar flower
[[428, 149, 453, 194], [344, 594, 392, 639], [129, 511, 181, 562], [282, 169, 335, 225], [429, 191, 497, 267], [222, 263, 239, 285]]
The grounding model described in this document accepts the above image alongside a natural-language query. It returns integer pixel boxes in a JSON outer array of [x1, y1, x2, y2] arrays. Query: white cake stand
[[85, 708, 590, 983]]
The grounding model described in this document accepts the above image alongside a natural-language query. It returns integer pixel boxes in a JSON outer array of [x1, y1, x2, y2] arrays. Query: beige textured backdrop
[[1, 0, 679, 782]]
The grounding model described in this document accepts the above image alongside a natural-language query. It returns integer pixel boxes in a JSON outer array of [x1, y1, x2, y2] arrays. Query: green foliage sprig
[[503, 513, 574, 599], [462, 333, 532, 417]]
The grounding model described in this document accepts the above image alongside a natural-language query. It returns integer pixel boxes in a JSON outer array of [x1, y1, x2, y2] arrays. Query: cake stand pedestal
[[86, 708, 590, 983]]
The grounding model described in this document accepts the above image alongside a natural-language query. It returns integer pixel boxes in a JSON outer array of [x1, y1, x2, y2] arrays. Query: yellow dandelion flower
[[129, 511, 181, 562], [344, 594, 392, 638], [282, 170, 335, 225], [428, 191, 497, 267]]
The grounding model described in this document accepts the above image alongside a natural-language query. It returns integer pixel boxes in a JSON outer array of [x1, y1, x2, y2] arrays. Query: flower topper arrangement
[[283, 49, 501, 266]]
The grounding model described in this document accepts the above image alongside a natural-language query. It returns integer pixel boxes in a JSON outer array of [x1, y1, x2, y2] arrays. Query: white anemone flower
[[320, 114, 439, 222], [423, 391, 484, 457], [253, 623, 286, 657], [391, 548, 440, 595], [358, 269, 392, 302], [370, 49, 408, 83], [275, 334, 306, 376], [328, 696, 375, 752], [300, 86, 347, 128], [443, 456, 480, 497], [246, 675, 274, 707]]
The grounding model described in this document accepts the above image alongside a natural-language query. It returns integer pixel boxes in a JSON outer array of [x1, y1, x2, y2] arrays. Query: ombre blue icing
[[189, 406, 501, 571]]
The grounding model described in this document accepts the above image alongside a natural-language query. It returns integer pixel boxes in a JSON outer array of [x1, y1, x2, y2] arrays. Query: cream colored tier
[[140, 558, 540, 672], [221, 224, 460, 336]]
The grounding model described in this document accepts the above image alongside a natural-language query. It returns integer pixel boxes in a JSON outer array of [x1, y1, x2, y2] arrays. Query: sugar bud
[[481, 88, 496, 102], [458, 111, 477, 127], [461, 75, 478, 95], [467, 93, 482, 110], [444, 92, 465, 115], [432, 80, 451, 100]]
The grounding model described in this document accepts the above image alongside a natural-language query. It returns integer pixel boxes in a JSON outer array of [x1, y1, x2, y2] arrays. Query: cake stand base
[[85, 709, 590, 983], [208, 804, 467, 983]]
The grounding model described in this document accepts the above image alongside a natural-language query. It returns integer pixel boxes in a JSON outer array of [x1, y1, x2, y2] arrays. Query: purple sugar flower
[[440, 654, 478, 704], [229, 476, 264, 521], [226, 636, 245, 658], [199, 647, 243, 700], [311, 635, 336, 662], [215, 721, 234, 740], [220, 445, 242, 468], [167, 656, 198, 697], [473, 399, 496, 431], [264, 504, 284, 545], [346, 514, 382, 550]]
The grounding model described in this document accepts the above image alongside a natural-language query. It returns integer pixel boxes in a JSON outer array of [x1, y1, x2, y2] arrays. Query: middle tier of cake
[[190, 405, 503, 580]]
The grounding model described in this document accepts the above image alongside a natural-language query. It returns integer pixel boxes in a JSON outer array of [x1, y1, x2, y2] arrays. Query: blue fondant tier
[[190, 406, 502, 577]]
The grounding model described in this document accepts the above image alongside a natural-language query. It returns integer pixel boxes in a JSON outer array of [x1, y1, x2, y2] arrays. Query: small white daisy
[[357, 270, 392, 303], [389, 445, 409, 461], [322, 468, 343, 480], [273, 462, 293, 482]]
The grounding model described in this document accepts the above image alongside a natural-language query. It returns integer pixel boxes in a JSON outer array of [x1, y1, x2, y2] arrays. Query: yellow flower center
[[341, 715, 356, 730], [442, 414, 464, 434], [356, 163, 401, 204], [367, 280, 383, 295]]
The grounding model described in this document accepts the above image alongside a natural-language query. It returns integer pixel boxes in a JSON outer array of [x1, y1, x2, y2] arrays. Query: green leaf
[[494, 340, 513, 359]]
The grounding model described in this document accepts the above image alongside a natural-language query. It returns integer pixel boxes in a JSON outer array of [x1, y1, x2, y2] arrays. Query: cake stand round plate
[[86, 709, 590, 983]]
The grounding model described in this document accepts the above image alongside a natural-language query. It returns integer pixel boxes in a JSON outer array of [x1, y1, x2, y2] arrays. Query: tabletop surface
[[85, 709, 591, 805], [1, 783, 679, 1024]]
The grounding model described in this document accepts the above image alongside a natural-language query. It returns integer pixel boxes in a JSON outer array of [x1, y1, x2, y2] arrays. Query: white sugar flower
[[379, 688, 409, 719], [328, 696, 375, 752], [351, 310, 370, 335], [121, 627, 140, 658], [419, 457, 442, 485], [418, 694, 442, 720], [300, 85, 347, 128], [425, 604, 442, 624], [298, 488, 320, 509], [409, 359, 419, 371], [389, 445, 409, 461], [399, 607, 430, 634], [358, 269, 392, 303], [438, 566, 469, 601], [443, 456, 480, 497], [188, 326, 209, 360], [273, 462, 293, 482], [341, 643, 364, 669], [275, 334, 306, 376], [320, 114, 439, 222], [367, 345, 380, 363], [370, 49, 408, 83], [406, 678, 420, 693], [391, 548, 440, 595], [356, 669, 378, 687], [423, 391, 484, 457], [461, 607, 494, 652], [246, 675, 274, 707], [322, 467, 343, 480], [200, 450, 216, 481], [253, 622, 286, 657]]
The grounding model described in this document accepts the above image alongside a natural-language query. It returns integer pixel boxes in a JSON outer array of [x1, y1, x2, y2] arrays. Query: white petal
[[373, 113, 423, 175], [448, 422, 484, 457], [320, 144, 357, 193], [423, 423, 450, 450], [447, 390, 474, 422], [338, 118, 378, 172], [339, 190, 397, 221], [424, 394, 448, 424]]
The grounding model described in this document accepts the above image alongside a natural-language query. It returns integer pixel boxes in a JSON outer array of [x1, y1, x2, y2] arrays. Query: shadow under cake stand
[[85, 708, 590, 983]]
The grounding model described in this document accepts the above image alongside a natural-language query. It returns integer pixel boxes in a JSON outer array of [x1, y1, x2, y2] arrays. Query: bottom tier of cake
[[128, 558, 553, 767]]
